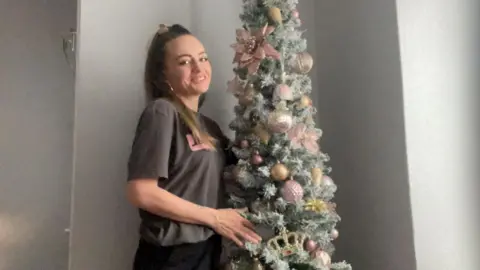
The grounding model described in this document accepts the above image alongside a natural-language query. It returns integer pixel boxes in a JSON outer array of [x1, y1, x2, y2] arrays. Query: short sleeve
[[127, 101, 174, 181]]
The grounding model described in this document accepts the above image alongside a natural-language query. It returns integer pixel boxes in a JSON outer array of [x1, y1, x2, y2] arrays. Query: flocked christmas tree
[[224, 0, 351, 270]]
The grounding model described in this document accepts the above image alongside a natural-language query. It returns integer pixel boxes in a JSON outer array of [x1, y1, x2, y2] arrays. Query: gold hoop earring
[[165, 81, 174, 92], [165, 81, 173, 92]]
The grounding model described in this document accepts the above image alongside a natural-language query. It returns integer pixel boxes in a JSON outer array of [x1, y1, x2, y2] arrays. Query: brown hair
[[144, 24, 215, 149]]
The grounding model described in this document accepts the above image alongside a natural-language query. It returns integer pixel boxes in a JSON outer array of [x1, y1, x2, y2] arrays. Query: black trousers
[[133, 235, 222, 270]]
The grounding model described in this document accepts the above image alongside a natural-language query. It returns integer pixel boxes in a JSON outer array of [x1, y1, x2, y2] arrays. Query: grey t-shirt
[[127, 99, 236, 246]]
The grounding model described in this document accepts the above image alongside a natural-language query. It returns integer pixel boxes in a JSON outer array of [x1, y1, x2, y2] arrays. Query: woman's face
[[163, 35, 212, 97]]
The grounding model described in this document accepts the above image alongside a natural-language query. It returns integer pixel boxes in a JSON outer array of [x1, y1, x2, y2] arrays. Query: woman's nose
[[191, 60, 204, 73]]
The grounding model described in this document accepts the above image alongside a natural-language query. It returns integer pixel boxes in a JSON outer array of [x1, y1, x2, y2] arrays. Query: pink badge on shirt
[[186, 134, 214, 151]]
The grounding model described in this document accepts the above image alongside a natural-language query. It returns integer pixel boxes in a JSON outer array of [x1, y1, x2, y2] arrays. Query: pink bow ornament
[[231, 25, 281, 74], [287, 123, 320, 154]]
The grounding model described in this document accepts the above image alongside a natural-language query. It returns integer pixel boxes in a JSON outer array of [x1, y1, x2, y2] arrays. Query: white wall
[[69, 1, 191, 269], [0, 0, 76, 269], [396, 0, 480, 269]]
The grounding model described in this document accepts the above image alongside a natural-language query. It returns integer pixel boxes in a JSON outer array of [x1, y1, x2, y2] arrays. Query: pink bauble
[[304, 239, 318, 252], [275, 84, 293, 100], [251, 153, 263, 165], [292, 9, 299, 18], [267, 111, 293, 133], [322, 175, 334, 186], [281, 180, 304, 202], [240, 140, 249, 149], [331, 229, 339, 240]]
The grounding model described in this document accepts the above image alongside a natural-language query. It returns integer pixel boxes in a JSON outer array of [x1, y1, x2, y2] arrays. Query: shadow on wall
[[311, 0, 416, 269]]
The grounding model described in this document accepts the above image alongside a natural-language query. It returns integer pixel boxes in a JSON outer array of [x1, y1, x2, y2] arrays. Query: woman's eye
[[179, 57, 208, 65]]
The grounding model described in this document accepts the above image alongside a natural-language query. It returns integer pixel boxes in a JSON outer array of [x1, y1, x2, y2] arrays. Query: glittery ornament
[[251, 152, 263, 165], [298, 95, 312, 108], [271, 163, 289, 181], [304, 239, 318, 252], [267, 110, 293, 133], [268, 7, 282, 24], [231, 25, 280, 75], [322, 175, 335, 186], [311, 168, 323, 185], [331, 229, 339, 240], [267, 228, 308, 257], [281, 180, 304, 202], [312, 250, 331, 268], [274, 84, 293, 100], [287, 123, 320, 153], [304, 199, 328, 212], [240, 140, 249, 149], [292, 52, 313, 74], [245, 37, 256, 53]]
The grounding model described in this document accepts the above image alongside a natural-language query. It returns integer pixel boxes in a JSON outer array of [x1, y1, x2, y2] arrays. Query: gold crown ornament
[[267, 229, 307, 257]]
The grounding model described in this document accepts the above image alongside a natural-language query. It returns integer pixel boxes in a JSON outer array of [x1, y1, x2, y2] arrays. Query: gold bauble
[[298, 95, 312, 108], [268, 7, 282, 24], [311, 168, 323, 185], [293, 52, 313, 74], [238, 85, 255, 106], [271, 163, 289, 181], [253, 125, 271, 144]]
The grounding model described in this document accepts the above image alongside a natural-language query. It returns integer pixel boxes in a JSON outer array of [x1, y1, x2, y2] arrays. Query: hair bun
[[157, 24, 170, 35]]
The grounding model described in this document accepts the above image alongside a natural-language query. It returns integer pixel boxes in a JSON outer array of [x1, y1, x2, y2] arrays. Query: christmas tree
[[224, 0, 351, 270]]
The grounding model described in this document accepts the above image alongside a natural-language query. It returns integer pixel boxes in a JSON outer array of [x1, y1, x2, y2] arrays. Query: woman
[[126, 24, 261, 270]]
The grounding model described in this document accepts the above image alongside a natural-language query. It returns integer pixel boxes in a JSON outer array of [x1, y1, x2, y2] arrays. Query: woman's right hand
[[208, 208, 262, 247]]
